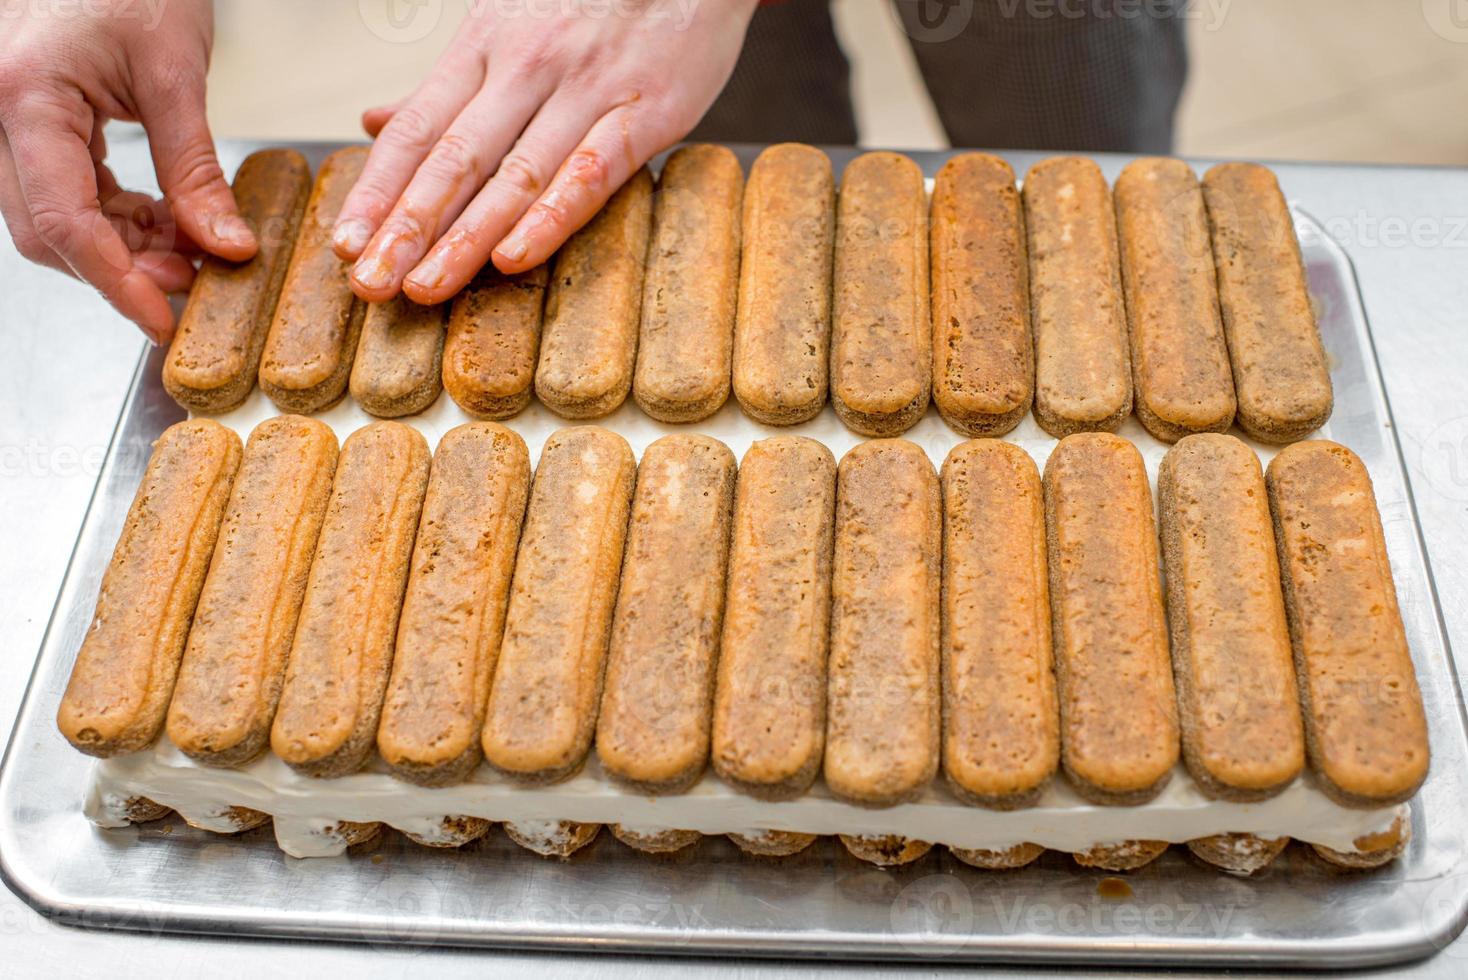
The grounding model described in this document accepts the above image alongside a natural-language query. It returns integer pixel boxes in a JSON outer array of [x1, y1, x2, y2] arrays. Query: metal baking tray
[[2, 148, 1465, 966]]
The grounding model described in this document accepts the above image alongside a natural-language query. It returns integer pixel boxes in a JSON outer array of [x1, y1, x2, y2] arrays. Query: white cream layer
[[86, 739, 1403, 860]]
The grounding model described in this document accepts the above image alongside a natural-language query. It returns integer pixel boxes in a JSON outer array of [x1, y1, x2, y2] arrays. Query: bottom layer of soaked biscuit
[[87, 738, 1406, 862]]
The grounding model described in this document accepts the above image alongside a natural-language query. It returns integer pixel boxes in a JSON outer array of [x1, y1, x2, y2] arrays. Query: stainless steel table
[[1, 128, 1464, 977]]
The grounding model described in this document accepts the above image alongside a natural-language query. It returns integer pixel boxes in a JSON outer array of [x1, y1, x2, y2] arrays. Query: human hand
[[334, 0, 758, 306], [0, 0, 253, 343]]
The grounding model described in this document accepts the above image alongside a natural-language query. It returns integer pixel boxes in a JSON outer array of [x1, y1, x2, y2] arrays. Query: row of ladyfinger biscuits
[[60, 417, 1426, 872], [160, 146, 1330, 446]]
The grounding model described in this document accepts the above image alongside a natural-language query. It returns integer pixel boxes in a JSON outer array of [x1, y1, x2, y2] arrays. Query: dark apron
[[690, 0, 1188, 153]]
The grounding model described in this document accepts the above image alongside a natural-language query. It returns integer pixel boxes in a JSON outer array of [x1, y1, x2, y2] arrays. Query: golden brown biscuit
[[404, 816, 492, 848], [376, 423, 531, 787], [534, 169, 653, 419], [711, 437, 836, 800], [611, 825, 701, 854], [1044, 433, 1179, 804], [112, 797, 173, 823], [181, 806, 271, 835], [1022, 157, 1133, 437], [163, 149, 311, 413], [1158, 434, 1305, 801], [825, 440, 941, 806], [258, 147, 370, 414], [269, 421, 431, 778], [830, 153, 931, 436], [930, 153, 1032, 437], [166, 416, 339, 768], [349, 296, 448, 417], [839, 835, 933, 867], [727, 830, 819, 857], [1113, 157, 1235, 442], [940, 440, 1057, 808], [58, 420, 242, 757], [1266, 441, 1430, 808], [1073, 841, 1169, 872], [731, 143, 836, 425], [1203, 162, 1333, 443], [634, 145, 744, 423], [481, 427, 636, 782], [949, 843, 1046, 870], [503, 820, 601, 858], [442, 265, 547, 419], [1187, 834, 1289, 875], [596, 435, 736, 793], [1311, 814, 1410, 870]]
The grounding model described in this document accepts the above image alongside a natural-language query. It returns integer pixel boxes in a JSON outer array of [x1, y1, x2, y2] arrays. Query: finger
[[92, 129, 197, 292], [361, 100, 404, 139], [8, 93, 177, 342], [135, 68, 257, 261], [400, 92, 600, 304], [492, 104, 663, 273], [0, 126, 74, 277], [99, 190, 197, 293], [349, 76, 549, 302], [333, 48, 488, 260]]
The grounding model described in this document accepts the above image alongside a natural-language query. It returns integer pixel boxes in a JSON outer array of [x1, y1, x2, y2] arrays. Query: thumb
[[137, 72, 256, 262]]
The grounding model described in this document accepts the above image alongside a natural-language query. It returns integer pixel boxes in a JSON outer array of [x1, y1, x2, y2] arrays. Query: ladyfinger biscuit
[[1203, 162, 1333, 443], [349, 296, 448, 417], [1114, 158, 1235, 442], [1158, 434, 1304, 801], [534, 169, 653, 419], [711, 438, 836, 799], [377, 423, 531, 787], [839, 835, 932, 868], [269, 422, 431, 778], [442, 265, 548, 419], [163, 150, 311, 413], [1073, 841, 1169, 872], [1187, 834, 1288, 875], [950, 843, 1046, 870], [940, 440, 1057, 808], [633, 145, 744, 423], [611, 826, 701, 855], [58, 420, 242, 757], [830, 153, 931, 437], [1266, 441, 1429, 808], [930, 153, 1032, 437], [1312, 814, 1411, 870], [504, 820, 601, 859], [1044, 433, 1178, 804], [1023, 157, 1133, 437], [825, 440, 941, 806], [166, 416, 339, 768], [732, 144, 835, 426], [181, 806, 270, 835], [481, 427, 636, 782], [596, 435, 737, 793], [405, 816, 492, 848], [727, 830, 818, 858], [259, 148, 370, 414], [113, 797, 172, 824]]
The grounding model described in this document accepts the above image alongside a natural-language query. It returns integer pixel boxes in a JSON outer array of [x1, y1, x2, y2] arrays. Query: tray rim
[[2, 191, 1466, 969]]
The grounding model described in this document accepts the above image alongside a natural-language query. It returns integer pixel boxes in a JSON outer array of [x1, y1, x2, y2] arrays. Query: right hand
[[0, 0, 254, 344]]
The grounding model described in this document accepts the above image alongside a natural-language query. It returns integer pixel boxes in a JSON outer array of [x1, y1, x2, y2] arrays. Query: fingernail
[[354, 255, 394, 292], [214, 214, 255, 248], [496, 232, 529, 264], [406, 251, 447, 292], [334, 220, 371, 256]]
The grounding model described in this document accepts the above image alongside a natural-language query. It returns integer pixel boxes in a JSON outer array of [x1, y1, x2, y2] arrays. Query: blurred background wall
[[208, 0, 1468, 164]]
